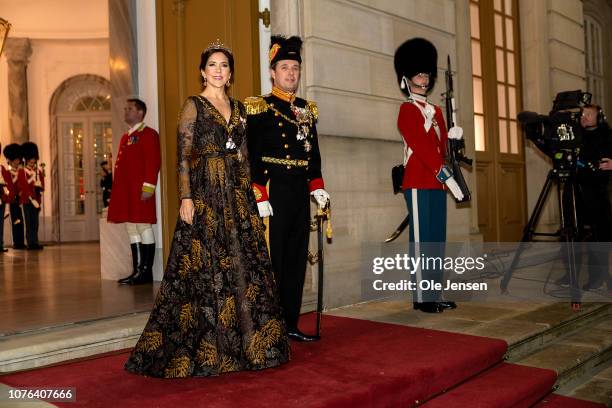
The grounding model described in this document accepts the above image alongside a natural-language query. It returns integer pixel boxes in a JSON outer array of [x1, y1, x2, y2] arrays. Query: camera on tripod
[[517, 90, 592, 174]]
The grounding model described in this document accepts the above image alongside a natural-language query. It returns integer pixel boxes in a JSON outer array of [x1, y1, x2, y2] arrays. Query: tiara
[[205, 39, 232, 54]]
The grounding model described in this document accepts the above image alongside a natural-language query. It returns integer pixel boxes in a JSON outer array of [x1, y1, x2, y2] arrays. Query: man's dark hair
[[100, 160, 108, 167], [127, 98, 147, 118]]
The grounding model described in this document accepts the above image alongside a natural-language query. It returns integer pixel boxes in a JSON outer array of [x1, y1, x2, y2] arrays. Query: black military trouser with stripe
[[268, 172, 310, 331], [9, 202, 24, 247]]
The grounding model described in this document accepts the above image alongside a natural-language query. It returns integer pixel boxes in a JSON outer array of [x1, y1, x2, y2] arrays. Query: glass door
[[59, 116, 112, 241]]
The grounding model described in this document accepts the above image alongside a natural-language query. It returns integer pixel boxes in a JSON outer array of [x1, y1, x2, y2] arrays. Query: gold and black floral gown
[[125, 95, 290, 378]]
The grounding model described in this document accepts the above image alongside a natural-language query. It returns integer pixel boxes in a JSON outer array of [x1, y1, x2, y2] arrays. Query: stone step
[[559, 359, 612, 407], [505, 302, 612, 361], [513, 313, 612, 391], [0, 313, 148, 373]]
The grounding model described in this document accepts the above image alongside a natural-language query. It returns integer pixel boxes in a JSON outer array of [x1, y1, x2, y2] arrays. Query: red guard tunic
[[398, 100, 448, 190], [0, 164, 15, 204], [107, 124, 161, 224], [17, 166, 45, 205]]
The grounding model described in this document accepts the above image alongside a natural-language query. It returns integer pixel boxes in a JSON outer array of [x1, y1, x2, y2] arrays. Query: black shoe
[[438, 301, 457, 310], [582, 281, 604, 291], [129, 243, 155, 285], [0, 247, 7, 253], [287, 328, 320, 342], [413, 302, 444, 313], [13, 244, 26, 250], [118, 243, 141, 285], [27, 244, 43, 250]]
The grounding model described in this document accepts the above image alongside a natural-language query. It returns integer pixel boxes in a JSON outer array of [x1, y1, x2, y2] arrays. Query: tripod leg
[[501, 171, 555, 292], [560, 180, 582, 307]]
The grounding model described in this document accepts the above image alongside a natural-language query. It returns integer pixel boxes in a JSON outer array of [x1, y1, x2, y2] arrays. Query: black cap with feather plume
[[269, 35, 303, 67]]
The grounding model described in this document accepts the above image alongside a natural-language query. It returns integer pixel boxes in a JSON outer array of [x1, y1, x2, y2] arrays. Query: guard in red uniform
[[108, 98, 161, 285], [3, 143, 25, 249], [394, 38, 465, 313], [18, 142, 44, 250], [0, 143, 16, 252]]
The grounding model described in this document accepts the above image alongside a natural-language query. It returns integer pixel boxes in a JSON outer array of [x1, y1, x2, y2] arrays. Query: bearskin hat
[[394, 38, 438, 95], [269, 35, 303, 67], [3, 143, 22, 161], [21, 141, 39, 161]]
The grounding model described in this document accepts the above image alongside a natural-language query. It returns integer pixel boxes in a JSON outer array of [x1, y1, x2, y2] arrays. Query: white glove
[[445, 177, 465, 201], [257, 200, 273, 218], [311, 189, 330, 209], [448, 126, 463, 140]]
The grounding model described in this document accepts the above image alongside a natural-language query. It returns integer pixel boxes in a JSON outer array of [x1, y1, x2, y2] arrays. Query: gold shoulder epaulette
[[244, 96, 268, 115], [307, 100, 318, 120]]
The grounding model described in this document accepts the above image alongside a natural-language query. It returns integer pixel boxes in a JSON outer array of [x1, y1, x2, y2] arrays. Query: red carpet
[[421, 362, 557, 408], [0, 314, 603, 407], [2, 314, 507, 408]]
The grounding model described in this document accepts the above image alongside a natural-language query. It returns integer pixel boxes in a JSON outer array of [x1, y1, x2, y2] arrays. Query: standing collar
[[128, 122, 145, 135], [271, 86, 296, 103]]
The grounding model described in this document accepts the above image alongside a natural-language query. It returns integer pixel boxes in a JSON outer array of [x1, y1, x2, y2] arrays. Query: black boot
[[413, 302, 444, 313], [129, 243, 155, 285], [118, 243, 141, 284]]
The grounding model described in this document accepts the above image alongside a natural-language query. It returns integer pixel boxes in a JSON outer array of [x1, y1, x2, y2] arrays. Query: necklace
[[197, 95, 243, 149]]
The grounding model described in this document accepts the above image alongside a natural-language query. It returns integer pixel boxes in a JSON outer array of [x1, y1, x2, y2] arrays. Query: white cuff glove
[[257, 200, 273, 218], [445, 177, 465, 201], [311, 188, 330, 209], [448, 126, 464, 140]]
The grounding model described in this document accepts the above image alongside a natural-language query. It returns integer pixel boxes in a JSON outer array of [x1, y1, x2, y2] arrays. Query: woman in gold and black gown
[[125, 42, 290, 378]]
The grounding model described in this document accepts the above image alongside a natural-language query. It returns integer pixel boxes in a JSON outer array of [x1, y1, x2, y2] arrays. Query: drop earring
[[203, 76, 207, 86]]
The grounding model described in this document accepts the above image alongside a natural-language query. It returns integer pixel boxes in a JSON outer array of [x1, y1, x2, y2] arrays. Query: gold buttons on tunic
[[278, 122, 283, 127], [286, 155, 291, 159], [264, 169, 268, 174], [281, 133, 286, 138], [284, 144, 289, 148], [274, 112, 279, 117], [287, 165, 292, 169]]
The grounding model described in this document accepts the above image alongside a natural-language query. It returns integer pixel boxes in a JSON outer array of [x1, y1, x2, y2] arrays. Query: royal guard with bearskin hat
[[3, 143, 25, 249], [245, 35, 330, 342], [394, 38, 465, 313], [108, 98, 161, 286], [17, 141, 44, 250], [0, 142, 16, 252]]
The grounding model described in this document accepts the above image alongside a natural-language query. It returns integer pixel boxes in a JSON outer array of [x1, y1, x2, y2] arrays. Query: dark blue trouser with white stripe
[[403, 189, 446, 303]]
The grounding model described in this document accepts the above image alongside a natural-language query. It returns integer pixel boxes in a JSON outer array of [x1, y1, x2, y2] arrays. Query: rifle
[[444, 55, 472, 203]]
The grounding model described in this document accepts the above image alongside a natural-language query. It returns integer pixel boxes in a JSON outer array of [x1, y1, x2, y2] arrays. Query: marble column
[[3, 38, 32, 143], [101, 0, 144, 281], [108, 0, 138, 153]]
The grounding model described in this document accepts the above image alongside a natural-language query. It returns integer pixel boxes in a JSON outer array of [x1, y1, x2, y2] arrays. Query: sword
[[385, 214, 409, 243], [308, 202, 332, 338]]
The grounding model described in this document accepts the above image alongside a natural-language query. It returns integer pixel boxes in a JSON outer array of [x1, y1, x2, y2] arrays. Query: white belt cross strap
[[401, 99, 441, 166]]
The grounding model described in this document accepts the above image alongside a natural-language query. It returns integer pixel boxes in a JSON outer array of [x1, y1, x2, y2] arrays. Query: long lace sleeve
[[177, 97, 197, 199]]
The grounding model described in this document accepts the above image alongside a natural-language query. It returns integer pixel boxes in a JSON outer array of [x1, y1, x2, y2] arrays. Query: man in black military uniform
[[576, 104, 612, 290], [245, 35, 330, 342]]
